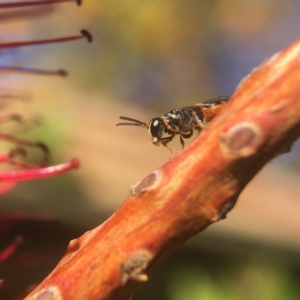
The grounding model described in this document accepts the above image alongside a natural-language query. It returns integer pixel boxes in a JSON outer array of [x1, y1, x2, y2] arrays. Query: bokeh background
[[0, 0, 300, 299]]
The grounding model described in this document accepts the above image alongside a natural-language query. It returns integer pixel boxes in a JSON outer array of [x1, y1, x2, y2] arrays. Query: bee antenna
[[116, 116, 147, 127], [116, 122, 145, 127]]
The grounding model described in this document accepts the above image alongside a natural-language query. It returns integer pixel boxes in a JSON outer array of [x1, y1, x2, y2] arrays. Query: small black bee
[[117, 96, 229, 154]]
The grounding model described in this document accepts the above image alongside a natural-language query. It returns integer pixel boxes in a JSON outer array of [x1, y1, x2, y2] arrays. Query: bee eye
[[148, 118, 164, 139]]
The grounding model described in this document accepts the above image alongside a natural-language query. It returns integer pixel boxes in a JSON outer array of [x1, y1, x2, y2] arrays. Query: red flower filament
[[0, 0, 91, 192]]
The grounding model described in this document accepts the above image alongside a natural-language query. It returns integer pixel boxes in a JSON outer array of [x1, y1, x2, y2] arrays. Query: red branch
[[25, 39, 300, 300]]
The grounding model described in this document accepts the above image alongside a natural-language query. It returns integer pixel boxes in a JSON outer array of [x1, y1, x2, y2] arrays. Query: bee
[[117, 96, 229, 155]]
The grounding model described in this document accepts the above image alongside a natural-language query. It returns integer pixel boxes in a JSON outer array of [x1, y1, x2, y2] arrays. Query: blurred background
[[0, 0, 300, 299]]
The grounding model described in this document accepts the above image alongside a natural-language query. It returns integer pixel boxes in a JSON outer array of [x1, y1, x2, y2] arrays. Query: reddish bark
[[25, 38, 300, 300]]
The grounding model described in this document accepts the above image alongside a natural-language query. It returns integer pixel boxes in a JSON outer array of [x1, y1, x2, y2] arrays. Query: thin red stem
[[0, 158, 80, 181], [0, 181, 17, 194], [0, 0, 81, 9], [0, 152, 41, 170], [0, 236, 24, 263], [0, 66, 67, 76], [0, 30, 92, 48], [0, 133, 49, 153], [0, 114, 22, 124]]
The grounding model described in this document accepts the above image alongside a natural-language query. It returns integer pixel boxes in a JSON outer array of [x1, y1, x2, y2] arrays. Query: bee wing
[[178, 106, 195, 113], [201, 96, 230, 107]]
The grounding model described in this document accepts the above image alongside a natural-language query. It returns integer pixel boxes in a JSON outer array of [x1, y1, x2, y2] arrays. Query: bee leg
[[179, 130, 193, 148], [179, 135, 185, 148], [161, 142, 174, 157], [192, 111, 206, 129], [162, 118, 188, 135], [160, 135, 175, 156]]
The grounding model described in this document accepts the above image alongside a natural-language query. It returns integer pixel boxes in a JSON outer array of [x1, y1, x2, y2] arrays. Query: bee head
[[148, 118, 165, 145]]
